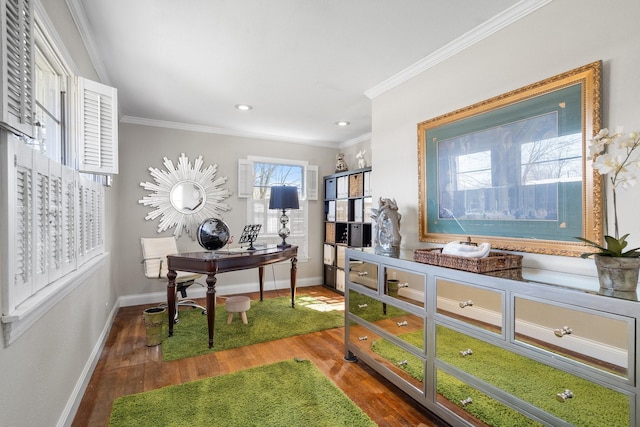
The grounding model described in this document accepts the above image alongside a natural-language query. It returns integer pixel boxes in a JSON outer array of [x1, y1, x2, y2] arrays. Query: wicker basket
[[413, 248, 522, 273], [349, 173, 364, 198]]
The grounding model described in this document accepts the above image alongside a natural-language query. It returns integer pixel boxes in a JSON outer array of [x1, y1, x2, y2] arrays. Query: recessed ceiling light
[[335, 121, 350, 127], [235, 104, 253, 111]]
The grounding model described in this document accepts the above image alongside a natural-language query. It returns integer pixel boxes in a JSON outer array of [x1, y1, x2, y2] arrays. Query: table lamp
[[269, 185, 299, 248]]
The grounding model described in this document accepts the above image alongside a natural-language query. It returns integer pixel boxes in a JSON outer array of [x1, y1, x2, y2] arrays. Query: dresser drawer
[[348, 260, 378, 290], [348, 289, 425, 351], [348, 321, 424, 392], [436, 325, 632, 427], [384, 266, 426, 309], [514, 296, 633, 380], [436, 278, 503, 335], [436, 368, 543, 427]]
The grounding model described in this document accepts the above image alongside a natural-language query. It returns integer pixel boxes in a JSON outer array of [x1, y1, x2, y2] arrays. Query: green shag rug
[[108, 359, 376, 427], [371, 326, 629, 427], [162, 296, 343, 361]]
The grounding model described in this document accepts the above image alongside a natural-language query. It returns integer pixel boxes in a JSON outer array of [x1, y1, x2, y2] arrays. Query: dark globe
[[197, 218, 230, 250]]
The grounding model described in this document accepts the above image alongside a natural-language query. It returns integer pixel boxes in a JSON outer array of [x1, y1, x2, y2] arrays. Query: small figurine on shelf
[[335, 153, 348, 173], [356, 149, 367, 169]]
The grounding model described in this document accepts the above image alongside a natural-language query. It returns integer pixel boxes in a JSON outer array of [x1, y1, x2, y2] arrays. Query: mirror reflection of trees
[[438, 113, 582, 222]]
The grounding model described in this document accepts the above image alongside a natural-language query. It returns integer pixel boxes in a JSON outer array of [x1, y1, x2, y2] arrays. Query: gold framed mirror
[[417, 61, 602, 256]]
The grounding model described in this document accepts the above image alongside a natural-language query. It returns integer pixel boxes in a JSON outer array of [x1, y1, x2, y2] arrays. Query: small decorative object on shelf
[[371, 197, 401, 256], [197, 218, 231, 250], [335, 152, 348, 173], [576, 127, 640, 292], [356, 149, 367, 169]]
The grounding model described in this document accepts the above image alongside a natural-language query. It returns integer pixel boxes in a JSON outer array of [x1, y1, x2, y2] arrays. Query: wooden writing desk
[[167, 245, 298, 348]]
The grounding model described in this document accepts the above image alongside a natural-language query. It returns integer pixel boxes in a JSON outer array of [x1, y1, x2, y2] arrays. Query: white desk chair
[[141, 237, 206, 323]]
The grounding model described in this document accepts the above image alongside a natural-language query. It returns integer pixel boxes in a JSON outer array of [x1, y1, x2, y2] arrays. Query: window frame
[[241, 156, 317, 261]]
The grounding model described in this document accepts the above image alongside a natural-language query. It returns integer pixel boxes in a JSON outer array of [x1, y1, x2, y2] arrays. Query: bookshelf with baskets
[[323, 167, 372, 293]]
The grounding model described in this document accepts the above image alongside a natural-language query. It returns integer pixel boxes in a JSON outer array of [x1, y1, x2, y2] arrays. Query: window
[[31, 21, 68, 163], [0, 2, 117, 345], [239, 157, 317, 260]]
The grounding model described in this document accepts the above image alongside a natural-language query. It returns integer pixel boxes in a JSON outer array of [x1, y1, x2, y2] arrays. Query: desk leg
[[206, 273, 217, 349], [290, 256, 297, 308], [258, 266, 264, 301], [167, 269, 177, 337]]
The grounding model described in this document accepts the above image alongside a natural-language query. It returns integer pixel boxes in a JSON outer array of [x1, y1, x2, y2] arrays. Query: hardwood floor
[[72, 286, 447, 426]]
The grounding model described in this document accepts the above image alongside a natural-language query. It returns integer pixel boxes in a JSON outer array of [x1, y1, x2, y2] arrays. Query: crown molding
[[339, 132, 372, 149], [120, 116, 357, 149], [65, 0, 113, 85], [364, 0, 553, 99]]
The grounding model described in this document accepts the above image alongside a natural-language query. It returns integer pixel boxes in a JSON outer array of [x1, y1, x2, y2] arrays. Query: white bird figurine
[[356, 150, 367, 169]]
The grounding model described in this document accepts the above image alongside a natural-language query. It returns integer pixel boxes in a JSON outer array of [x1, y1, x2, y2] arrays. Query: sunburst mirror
[[139, 153, 232, 239]]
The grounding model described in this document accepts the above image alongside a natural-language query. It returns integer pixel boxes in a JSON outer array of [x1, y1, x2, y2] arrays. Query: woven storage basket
[[349, 173, 364, 198], [413, 248, 522, 273]]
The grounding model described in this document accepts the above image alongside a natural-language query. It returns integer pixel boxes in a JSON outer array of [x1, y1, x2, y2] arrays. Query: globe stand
[[239, 224, 262, 250]]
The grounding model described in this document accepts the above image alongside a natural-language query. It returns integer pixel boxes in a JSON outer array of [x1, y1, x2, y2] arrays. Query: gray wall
[[116, 123, 338, 299]]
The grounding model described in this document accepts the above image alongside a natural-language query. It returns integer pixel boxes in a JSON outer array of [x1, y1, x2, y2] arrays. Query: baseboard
[[57, 300, 121, 427], [119, 275, 322, 307]]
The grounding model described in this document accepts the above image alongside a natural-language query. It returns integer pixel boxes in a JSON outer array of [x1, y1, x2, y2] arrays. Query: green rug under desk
[[161, 296, 344, 361], [370, 326, 629, 427]]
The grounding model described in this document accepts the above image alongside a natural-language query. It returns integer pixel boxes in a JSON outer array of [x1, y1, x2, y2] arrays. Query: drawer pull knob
[[397, 320, 408, 327], [357, 271, 368, 276], [397, 360, 408, 366], [556, 389, 574, 402], [460, 397, 473, 406], [459, 348, 473, 357], [459, 300, 474, 308], [554, 326, 572, 337], [398, 283, 409, 288], [358, 336, 368, 341], [358, 304, 368, 309]]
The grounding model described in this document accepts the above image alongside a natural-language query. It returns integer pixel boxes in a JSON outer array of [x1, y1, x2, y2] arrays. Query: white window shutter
[[77, 77, 118, 175], [33, 152, 50, 292], [305, 165, 318, 200], [61, 166, 76, 275], [76, 175, 104, 266], [48, 161, 63, 283], [2, 135, 36, 314], [0, 0, 36, 137], [237, 158, 253, 198]]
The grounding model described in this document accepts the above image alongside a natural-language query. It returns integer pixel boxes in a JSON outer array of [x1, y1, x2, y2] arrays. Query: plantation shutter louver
[[10, 139, 36, 310], [1, 0, 35, 137], [305, 165, 318, 200], [77, 77, 118, 175], [237, 158, 252, 198]]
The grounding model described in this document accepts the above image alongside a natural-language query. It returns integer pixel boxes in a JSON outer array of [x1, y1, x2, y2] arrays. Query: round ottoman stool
[[225, 296, 251, 324]]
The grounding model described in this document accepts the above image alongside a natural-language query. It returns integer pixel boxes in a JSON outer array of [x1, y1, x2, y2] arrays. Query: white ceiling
[[71, 0, 539, 147]]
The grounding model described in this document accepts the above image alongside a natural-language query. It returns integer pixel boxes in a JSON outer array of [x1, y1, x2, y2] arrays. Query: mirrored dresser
[[345, 248, 638, 426]]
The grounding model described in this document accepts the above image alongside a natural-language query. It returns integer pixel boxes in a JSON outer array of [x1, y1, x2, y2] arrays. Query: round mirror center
[[170, 181, 205, 213]]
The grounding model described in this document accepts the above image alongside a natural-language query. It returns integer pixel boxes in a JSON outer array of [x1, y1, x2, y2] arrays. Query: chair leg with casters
[[162, 280, 207, 324]]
